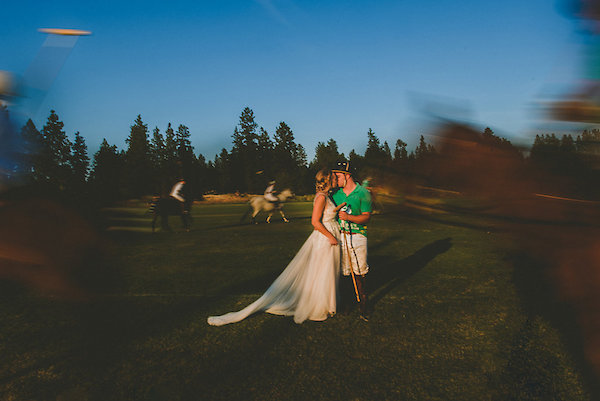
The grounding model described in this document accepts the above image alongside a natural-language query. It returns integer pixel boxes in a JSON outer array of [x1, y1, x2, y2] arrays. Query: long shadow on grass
[[368, 237, 453, 309]]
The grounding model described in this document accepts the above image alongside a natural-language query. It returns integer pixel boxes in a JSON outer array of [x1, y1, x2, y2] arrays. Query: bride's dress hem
[[207, 196, 340, 327]]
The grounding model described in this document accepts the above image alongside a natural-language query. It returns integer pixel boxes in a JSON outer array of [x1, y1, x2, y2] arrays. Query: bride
[[207, 169, 344, 326]]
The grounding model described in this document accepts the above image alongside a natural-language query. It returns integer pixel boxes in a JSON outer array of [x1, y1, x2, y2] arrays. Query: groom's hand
[[333, 202, 347, 213], [339, 211, 350, 221]]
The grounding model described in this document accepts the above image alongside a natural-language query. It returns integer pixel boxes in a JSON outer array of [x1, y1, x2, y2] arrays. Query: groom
[[331, 161, 372, 321]]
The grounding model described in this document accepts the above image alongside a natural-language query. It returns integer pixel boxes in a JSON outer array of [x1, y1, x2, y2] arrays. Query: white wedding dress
[[207, 193, 340, 326]]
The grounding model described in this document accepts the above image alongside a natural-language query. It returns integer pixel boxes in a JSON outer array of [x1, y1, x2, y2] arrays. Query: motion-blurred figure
[[361, 177, 384, 214], [428, 120, 600, 383], [0, 28, 110, 299], [0, 105, 23, 193], [264, 180, 279, 206], [151, 179, 192, 232], [170, 179, 186, 212]]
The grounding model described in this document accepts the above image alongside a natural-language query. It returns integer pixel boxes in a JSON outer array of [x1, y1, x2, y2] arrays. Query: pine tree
[[125, 114, 151, 197], [230, 107, 260, 192], [272, 121, 305, 190], [394, 139, 408, 161], [90, 138, 124, 203], [150, 126, 165, 169], [257, 127, 274, 178], [150, 126, 166, 194], [20, 119, 43, 182], [348, 149, 364, 177], [71, 131, 89, 185], [176, 124, 195, 167], [195, 152, 208, 197], [164, 123, 178, 186], [382, 141, 392, 161], [311, 138, 342, 170], [364, 128, 382, 162], [175, 124, 196, 197], [363, 128, 388, 179], [214, 148, 232, 192], [39, 110, 73, 190], [415, 135, 429, 160]]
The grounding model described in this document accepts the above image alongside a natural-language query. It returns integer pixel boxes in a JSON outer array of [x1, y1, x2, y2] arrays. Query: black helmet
[[331, 161, 353, 175]]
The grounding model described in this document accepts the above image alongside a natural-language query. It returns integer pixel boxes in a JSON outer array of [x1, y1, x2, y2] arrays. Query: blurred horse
[[150, 197, 192, 232], [241, 188, 293, 224]]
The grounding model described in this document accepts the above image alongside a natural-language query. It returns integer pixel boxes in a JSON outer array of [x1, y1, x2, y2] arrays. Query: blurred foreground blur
[[545, 0, 600, 122], [421, 120, 600, 383], [1, 99, 111, 299], [0, 197, 110, 299]]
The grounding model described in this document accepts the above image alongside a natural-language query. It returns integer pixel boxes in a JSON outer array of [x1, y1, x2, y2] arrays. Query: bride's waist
[[322, 220, 339, 229]]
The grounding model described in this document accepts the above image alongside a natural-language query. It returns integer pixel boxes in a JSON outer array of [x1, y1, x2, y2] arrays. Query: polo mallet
[[340, 204, 361, 303]]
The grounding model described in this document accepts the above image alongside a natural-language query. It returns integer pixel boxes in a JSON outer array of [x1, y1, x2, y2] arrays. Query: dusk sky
[[2, 0, 585, 160]]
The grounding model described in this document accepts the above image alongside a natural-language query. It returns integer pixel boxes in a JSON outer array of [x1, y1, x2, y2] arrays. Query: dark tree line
[[6, 104, 600, 206], [527, 129, 600, 197]]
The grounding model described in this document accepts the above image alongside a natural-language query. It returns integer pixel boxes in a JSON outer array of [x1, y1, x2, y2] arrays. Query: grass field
[[0, 198, 595, 400]]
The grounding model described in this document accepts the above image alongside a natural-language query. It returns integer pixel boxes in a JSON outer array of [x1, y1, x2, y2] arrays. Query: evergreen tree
[[71, 131, 89, 186], [20, 119, 43, 182], [150, 126, 166, 194], [230, 107, 260, 192], [90, 138, 124, 203], [175, 124, 197, 197], [294, 144, 308, 169], [194, 152, 208, 197], [164, 123, 178, 186], [348, 149, 364, 177], [150, 126, 165, 168], [393, 139, 408, 161], [257, 127, 274, 178], [236, 107, 259, 152], [382, 141, 392, 161], [176, 124, 195, 166], [364, 128, 383, 162], [415, 135, 430, 160], [311, 138, 342, 170], [214, 148, 232, 192], [39, 110, 73, 190], [363, 128, 390, 179], [272, 121, 306, 191], [125, 114, 151, 197]]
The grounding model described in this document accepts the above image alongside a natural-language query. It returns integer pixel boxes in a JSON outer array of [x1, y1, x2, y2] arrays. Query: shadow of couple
[[338, 237, 453, 313]]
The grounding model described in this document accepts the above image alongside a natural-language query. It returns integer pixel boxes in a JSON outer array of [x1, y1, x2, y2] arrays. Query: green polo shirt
[[332, 184, 372, 237]]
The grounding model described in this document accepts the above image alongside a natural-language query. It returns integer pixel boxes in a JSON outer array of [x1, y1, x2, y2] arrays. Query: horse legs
[[251, 210, 259, 224], [279, 209, 289, 223], [266, 213, 272, 223], [161, 213, 171, 232], [181, 211, 191, 232]]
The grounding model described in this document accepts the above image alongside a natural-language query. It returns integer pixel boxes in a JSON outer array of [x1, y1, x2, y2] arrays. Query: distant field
[[0, 199, 593, 400]]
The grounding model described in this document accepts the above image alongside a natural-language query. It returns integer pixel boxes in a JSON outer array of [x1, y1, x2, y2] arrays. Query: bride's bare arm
[[311, 194, 338, 245]]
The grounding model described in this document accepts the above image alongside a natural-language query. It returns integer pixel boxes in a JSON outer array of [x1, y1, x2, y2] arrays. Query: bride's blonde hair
[[315, 169, 332, 193]]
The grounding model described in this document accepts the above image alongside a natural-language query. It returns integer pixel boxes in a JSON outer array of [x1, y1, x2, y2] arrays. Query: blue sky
[[2, 0, 584, 160]]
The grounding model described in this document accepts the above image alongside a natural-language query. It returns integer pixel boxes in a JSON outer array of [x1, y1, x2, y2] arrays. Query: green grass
[[0, 201, 593, 400]]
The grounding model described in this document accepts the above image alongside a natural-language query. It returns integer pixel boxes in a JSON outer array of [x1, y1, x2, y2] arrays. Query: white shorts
[[340, 233, 369, 276]]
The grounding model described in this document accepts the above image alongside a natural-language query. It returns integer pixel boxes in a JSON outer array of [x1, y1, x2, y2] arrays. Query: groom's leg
[[339, 275, 354, 314], [355, 274, 370, 320]]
